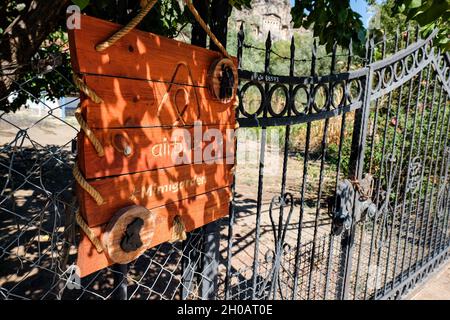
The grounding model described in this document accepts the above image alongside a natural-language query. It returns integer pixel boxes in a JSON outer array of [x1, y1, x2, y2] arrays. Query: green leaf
[[413, 1, 449, 25], [72, 0, 90, 10], [409, 0, 422, 9]]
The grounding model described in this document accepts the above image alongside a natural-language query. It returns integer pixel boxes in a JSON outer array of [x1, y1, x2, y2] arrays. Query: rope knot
[[75, 210, 103, 253], [171, 215, 187, 242]]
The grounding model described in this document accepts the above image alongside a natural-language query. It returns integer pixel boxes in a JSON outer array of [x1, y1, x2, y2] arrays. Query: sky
[[289, 0, 372, 28]]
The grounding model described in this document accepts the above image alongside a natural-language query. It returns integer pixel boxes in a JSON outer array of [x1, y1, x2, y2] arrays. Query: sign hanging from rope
[[69, 1, 237, 277]]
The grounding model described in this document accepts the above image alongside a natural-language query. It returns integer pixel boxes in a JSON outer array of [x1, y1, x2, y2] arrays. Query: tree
[[0, 0, 251, 112], [0, 0, 448, 113], [291, 0, 366, 52], [291, 0, 449, 52], [393, 0, 449, 50], [0, 1, 71, 112]]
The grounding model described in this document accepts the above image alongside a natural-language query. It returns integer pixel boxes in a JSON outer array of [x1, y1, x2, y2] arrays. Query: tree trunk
[[200, 0, 230, 300], [0, 0, 70, 100], [190, 0, 208, 46], [209, 0, 229, 52]]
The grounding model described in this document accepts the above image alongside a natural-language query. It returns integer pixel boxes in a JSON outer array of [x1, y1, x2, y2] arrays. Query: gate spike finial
[[266, 31, 272, 48], [330, 41, 337, 74], [312, 39, 317, 57], [289, 36, 295, 77], [394, 27, 400, 51], [347, 38, 353, 71]]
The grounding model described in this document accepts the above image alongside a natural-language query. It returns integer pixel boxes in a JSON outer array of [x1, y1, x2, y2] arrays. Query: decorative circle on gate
[[292, 85, 309, 115], [268, 84, 289, 117], [425, 41, 433, 58], [382, 64, 394, 87], [407, 157, 422, 193], [372, 70, 382, 91], [207, 58, 238, 104], [102, 205, 157, 264], [240, 81, 265, 117], [265, 249, 275, 264], [405, 54, 415, 73], [437, 54, 446, 72], [331, 81, 345, 108], [416, 46, 425, 66], [347, 79, 362, 103], [312, 84, 329, 112], [393, 60, 405, 81]]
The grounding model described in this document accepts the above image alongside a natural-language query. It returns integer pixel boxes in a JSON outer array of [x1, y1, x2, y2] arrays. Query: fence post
[[112, 263, 128, 300], [336, 38, 374, 300], [180, 0, 209, 300], [224, 22, 244, 300], [198, 0, 230, 300]]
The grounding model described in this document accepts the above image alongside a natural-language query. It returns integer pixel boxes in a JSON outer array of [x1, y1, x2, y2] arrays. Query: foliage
[[1, 0, 253, 113], [392, 0, 450, 51], [1, 29, 76, 113], [1, 0, 449, 114], [291, 0, 366, 52], [291, 0, 449, 54]]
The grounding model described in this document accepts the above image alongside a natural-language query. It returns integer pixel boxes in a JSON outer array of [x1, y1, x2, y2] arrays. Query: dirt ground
[[408, 262, 450, 300]]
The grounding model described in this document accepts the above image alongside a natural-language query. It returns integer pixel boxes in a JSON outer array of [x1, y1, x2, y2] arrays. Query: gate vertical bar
[[200, 0, 230, 299], [112, 263, 128, 300], [181, 0, 209, 299], [291, 39, 315, 300], [250, 32, 271, 299], [224, 22, 244, 300], [337, 38, 374, 300], [271, 35, 295, 300], [306, 41, 336, 300], [324, 40, 352, 300]]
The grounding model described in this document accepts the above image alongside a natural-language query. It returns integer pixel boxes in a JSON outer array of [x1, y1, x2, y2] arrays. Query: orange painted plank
[[78, 125, 236, 179], [80, 75, 235, 128], [68, 15, 236, 86], [76, 187, 231, 277], [78, 162, 233, 227]]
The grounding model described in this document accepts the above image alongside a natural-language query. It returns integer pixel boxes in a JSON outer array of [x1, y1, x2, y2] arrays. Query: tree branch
[[0, 0, 70, 101]]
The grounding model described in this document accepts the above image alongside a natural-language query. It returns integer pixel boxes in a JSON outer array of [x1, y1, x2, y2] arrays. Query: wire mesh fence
[[0, 52, 212, 299]]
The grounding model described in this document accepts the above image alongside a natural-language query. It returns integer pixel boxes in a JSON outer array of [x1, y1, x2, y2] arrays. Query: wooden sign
[[69, 15, 236, 277]]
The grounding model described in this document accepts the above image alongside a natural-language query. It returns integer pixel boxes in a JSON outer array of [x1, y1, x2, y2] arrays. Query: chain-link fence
[[0, 49, 230, 299]]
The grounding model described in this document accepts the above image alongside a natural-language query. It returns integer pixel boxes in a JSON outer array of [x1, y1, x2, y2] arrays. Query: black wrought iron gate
[[224, 26, 450, 300]]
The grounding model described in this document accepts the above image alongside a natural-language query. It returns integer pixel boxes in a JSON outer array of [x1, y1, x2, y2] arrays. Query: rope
[[74, 108, 105, 157], [94, 0, 231, 59], [95, 0, 158, 52], [72, 74, 103, 104], [73, 164, 105, 206], [75, 210, 104, 253], [183, 0, 230, 59], [171, 215, 187, 242], [72, 74, 104, 156]]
